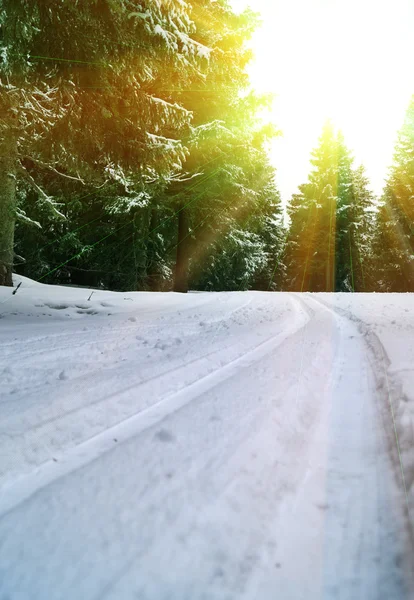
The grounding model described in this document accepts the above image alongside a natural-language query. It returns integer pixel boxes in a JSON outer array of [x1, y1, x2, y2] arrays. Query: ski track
[[0, 293, 295, 488], [0, 288, 413, 600]]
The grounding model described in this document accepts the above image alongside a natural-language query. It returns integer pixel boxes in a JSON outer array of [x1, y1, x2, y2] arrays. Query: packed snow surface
[[0, 277, 413, 599]]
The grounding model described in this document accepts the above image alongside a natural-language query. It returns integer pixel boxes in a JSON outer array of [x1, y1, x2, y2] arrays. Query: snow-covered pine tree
[[250, 167, 286, 291], [191, 152, 285, 291], [0, 0, 206, 286], [283, 122, 375, 292], [162, 1, 283, 292], [374, 95, 414, 291], [284, 122, 340, 292], [349, 165, 377, 291]]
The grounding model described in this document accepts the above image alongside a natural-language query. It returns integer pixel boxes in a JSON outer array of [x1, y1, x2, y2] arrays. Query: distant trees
[[349, 165, 378, 291], [283, 122, 376, 292], [283, 98, 414, 294], [373, 96, 414, 292], [190, 151, 285, 291]]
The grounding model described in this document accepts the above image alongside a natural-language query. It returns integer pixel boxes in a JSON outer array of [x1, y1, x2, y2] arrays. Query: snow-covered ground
[[317, 293, 414, 518], [0, 277, 413, 599]]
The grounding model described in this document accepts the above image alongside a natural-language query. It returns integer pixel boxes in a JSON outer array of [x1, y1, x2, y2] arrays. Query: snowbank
[[0, 275, 208, 323]]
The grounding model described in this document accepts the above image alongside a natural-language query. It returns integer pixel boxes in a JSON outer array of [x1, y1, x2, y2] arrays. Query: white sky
[[231, 0, 414, 202]]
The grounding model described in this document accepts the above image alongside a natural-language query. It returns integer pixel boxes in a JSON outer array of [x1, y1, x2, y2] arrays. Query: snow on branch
[[18, 163, 65, 219], [15, 208, 41, 228], [147, 132, 182, 146], [169, 171, 203, 183], [23, 156, 86, 184], [149, 95, 192, 117], [104, 164, 133, 191]]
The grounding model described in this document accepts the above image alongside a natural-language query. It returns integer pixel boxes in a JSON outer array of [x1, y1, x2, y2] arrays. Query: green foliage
[[284, 123, 376, 292], [374, 96, 414, 291], [159, 0, 283, 291], [7, 1, 284, 291], [0, 0, 202, 182], [5, 1, 386, 294]]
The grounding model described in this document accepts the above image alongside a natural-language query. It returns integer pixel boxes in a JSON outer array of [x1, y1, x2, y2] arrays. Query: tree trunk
[[173, 205, 189, 293], [132, 208, 151, 290], [145, 208, 161, 291], [326, 198, 336, 292], [0, 134, 17, 287]]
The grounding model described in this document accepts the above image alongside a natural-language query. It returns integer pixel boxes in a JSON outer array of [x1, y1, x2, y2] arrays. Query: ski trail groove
[[306, 295, 414, 526], [0, 301, 309, 517], [299, 294, 414, 591]]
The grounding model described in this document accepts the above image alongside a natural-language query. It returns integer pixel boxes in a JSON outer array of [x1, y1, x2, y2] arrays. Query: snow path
[[0, 282, 413, 599]]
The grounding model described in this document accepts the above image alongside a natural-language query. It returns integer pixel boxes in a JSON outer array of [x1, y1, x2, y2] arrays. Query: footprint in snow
[[154, 429, 175, 443], [46, 303, 69, 310], [155, 341, 168, 351], [210, 415, 221, 422]]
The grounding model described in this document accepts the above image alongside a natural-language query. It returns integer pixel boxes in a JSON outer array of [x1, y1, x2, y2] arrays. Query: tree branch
[[169, 171, 203, 183], [18, 162, 66, 219], [23, 156, 86, 184]]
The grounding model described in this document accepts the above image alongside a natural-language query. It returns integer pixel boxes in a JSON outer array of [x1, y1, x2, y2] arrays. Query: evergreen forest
[[1, 0, 413, 293]]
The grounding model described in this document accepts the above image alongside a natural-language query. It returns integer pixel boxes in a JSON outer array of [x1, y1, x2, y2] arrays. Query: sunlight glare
[[231, 0, 414, 201]]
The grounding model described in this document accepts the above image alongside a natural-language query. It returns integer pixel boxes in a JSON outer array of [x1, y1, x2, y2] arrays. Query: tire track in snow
[[237, 293, 412, 600], [0, 297, 297, 480], [0, 299, 309, 518], [299, 294, 414, 592], [306, 296, 413, 513], [3, 294, 410, 600], [89, 300, 344, 600]]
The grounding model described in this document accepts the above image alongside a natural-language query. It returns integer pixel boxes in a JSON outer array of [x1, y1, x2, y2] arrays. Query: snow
[[315, 293, 414, 522], [0, 277, 413, 599]]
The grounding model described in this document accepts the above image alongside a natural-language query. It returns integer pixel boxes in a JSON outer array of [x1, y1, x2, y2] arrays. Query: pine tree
[[333, 131, 357, 291], [349, 165, 377, 291], [191, 153, 285, 291], [0, 0, 203, 285], [7, 1, 285, 292], [284, 122, 340, 292], [283, 122, 375, 292], [374, 96, 414, 291], [163, 1, 283, 292]]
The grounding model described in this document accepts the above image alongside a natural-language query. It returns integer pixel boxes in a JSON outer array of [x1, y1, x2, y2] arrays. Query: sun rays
[[232, 0, 414, 201]]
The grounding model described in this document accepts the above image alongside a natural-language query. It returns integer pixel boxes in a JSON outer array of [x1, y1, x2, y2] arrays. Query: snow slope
[[0, 278, 413, 599]]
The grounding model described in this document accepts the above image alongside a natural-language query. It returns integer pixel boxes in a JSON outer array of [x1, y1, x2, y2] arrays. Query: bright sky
[[231, 0, 414, 203]]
